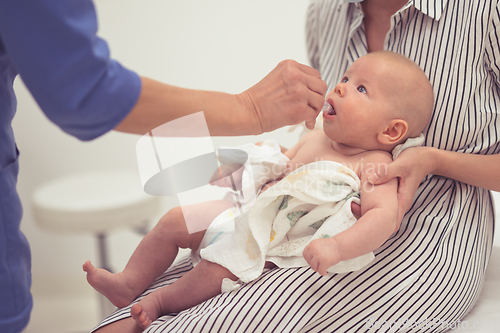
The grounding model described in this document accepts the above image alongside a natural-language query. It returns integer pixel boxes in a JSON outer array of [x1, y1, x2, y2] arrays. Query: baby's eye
[[341, 77, 348, 83], [357, 85, 367, 94]]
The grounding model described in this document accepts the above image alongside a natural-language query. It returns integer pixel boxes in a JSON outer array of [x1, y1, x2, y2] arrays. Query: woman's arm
[[115, 60, 327, 136], [367, 147, 500, 225], [431, 148, 500, 190]]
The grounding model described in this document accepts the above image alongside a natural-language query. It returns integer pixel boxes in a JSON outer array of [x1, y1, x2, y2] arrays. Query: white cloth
[[191, 140, 289, 268], [220, 278, 242, 293], [222, 139, 289, 207], [200, 161, 374, 283], [391, 133, 425, 160]]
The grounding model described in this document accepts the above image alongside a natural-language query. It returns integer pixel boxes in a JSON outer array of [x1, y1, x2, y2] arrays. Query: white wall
[[12, 0, 311, 295]]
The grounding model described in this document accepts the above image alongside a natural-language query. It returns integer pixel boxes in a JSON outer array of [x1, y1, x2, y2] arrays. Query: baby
[[83, 51, 434, 330]]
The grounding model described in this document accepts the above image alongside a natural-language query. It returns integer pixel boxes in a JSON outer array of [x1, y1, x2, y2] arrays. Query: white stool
[[31, 171, 162, 319]]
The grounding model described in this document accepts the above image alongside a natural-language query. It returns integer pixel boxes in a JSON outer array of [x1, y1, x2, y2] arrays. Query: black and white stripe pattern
[[94, 1, 497, 332]]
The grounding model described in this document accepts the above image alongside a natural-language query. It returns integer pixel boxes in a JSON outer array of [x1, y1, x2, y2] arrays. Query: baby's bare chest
[[287, 141, 365, 177]]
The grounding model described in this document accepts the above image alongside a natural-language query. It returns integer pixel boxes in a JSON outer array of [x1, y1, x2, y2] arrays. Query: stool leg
[[133, 219, 150, 236], [97, 233, 112, 272], [96, 233, 117, 319]]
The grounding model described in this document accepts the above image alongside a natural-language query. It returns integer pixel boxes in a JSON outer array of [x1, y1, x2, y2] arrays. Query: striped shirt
[[94, 1, 498, 332]]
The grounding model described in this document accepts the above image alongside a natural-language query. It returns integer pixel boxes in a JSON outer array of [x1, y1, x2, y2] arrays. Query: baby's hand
[[303, 238, 342, 276], [209, 163, 245, 190], [258, 178, 283, 194]]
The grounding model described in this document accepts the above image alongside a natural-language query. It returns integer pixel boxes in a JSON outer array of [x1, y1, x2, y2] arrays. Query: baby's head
[[322, 51, 434, 152]]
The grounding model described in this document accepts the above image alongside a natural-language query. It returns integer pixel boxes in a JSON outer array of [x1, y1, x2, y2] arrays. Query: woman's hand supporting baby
[[367, 145, 500, 227], [366, 146, 438, 226]]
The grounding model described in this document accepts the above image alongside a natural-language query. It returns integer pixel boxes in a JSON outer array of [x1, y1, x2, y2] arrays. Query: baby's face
[[322, 55, 402, 149]]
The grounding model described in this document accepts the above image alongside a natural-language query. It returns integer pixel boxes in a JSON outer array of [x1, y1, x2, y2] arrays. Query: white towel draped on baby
[[200, 160, 375, 283]]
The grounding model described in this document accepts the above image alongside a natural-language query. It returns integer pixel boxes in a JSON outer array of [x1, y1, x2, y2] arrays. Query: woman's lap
[[93, 182, 494, 333], [93, 243, 490, 333]]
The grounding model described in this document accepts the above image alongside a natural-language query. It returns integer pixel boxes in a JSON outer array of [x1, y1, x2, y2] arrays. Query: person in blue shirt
[[0, 1, 327, 332]]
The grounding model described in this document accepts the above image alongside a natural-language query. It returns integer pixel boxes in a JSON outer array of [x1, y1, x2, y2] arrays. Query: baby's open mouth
[[322, 101, 336, 116]]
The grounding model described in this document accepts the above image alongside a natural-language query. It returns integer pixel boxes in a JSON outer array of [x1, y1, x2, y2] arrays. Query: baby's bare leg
[[83, 200, 234, 308], [131, 259, 238, 329]]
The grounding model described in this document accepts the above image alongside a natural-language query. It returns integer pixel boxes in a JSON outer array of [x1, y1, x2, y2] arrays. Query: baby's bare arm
[[283, 130, 313, 160], [303, 152, 398, 275]]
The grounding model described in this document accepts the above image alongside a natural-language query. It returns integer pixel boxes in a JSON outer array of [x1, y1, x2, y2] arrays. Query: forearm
[[115, 59, 327, 136], [334, 208, 396, 261], [114, 77, 261, 136], [303, 207, 396, 276], [430, 147, 500, 191]]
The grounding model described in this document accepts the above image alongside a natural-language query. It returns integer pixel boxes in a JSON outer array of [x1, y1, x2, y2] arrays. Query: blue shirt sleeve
[[0, 0, 142, 141]]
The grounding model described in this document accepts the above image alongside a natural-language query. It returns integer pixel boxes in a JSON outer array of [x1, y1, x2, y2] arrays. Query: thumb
[[366, 162, 400, 185], [305, 120, 316, 130]]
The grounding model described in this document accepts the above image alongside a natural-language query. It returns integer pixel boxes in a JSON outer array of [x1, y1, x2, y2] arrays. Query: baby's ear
[[377, 119, 408, 145]]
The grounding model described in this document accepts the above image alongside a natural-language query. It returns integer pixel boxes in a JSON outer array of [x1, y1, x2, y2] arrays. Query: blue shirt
[[0, 1, 141, 331]]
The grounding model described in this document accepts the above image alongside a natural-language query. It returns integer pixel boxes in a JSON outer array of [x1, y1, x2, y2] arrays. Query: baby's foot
[[130, 294, 163, 329], [83, 260, 136, 308]]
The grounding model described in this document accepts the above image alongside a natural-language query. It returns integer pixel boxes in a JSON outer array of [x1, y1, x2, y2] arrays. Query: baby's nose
[[334, 83, 345, 96]]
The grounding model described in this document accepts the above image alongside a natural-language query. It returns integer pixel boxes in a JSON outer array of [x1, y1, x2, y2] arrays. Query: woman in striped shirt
[[95, 0, 499, 332]]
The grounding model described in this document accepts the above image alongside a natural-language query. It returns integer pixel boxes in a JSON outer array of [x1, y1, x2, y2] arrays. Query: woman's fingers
[[366, 158, 417, 225], [395, 176, 421, 225], [239, 60, 327, 133], [366, 147, 438, 227], [366, 160, 402, 185], [303, 65, 327, 126], [295, 61, 323, 79], [305, 88, 327, 129]]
